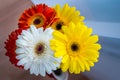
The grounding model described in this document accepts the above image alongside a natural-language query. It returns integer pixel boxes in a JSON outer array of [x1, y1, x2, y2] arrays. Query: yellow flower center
[[34, 42, 45, 55], [28, 13, 46, 28]]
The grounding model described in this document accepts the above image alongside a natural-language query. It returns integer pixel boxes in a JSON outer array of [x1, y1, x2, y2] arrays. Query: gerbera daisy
[[51, 4, 85, 32], [18, 4, 56, 29], [5, 27, 27, 68], [15, 25, 61, 76], [50, 22, 101, 74]]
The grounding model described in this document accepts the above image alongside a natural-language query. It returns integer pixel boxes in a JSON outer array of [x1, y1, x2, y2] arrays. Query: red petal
[[4, 27, 27, 68]]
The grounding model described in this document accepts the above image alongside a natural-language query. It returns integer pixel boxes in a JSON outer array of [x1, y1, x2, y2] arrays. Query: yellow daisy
[[50, 22, 101, 74], [52, 4, 85, 32]]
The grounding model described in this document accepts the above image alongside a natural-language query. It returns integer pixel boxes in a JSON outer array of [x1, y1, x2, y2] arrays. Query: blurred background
[[0, 0, 120, 80]]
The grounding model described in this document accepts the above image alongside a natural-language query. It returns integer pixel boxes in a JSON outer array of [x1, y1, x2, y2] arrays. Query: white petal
[[22, 35, 30, 41], [17, 35, 22, 39], [16, 39, 28, 47], [33, 63, 39, 76], [24, 62, 31, 70], [49, 62, 57, 70], [38, 27, 44, 33], [35, 64, 40, 76], [15, 48, 25, 54], [44, 27, 54, 34], [17, 58, 28, 66], [46, 60, 57, 70], [44, 63, 52, 74], [22, 30, 34, 41], [46, 57, 57, 70], [16, 54, 26, 59], [49, 55, 61, 63], [30, 64, 36, 74], [39, 63, 46, 77], [30, 25, 39, 40]]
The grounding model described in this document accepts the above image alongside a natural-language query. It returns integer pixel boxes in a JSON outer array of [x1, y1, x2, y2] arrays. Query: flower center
[[28, 13, 46, 28], [56, 22, 64, 30], [71, 43, 79, 51], [35, 43, 45, 55], [33, 18, 41, 25], [32, 15, 45, 27]]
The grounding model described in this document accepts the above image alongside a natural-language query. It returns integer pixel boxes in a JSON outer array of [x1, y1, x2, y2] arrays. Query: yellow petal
[[54, 51, 66, 57], [86, 44, 101, 50], [62, 55, 69, 63], [65, 7, 76, 19], [69, 57, 76, 73], [53, 31, 68, 42], [77, 57, 85, 72], [61, 58, 70, 72], [62, 25, 73, 37], [87, 61, 94, 67], [74, 59, 81, 74], [84, 49, 99, 58], [54, 4, 60, 16], [61, 4, 69, 17], [81, 28, 92, 42], [80, 57, 90, 71], [85, 35, 99, 44]]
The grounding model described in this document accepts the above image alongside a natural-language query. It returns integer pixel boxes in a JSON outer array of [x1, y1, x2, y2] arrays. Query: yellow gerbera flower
[[50, 22, 101, 74], [51, 4, 85, 32]]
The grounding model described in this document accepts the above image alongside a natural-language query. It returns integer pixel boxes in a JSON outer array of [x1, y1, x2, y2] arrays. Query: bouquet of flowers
[[5, 3, 101, 80]]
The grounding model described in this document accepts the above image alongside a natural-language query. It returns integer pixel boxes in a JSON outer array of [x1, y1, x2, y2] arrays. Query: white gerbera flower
[[15, 25, 61, 76]]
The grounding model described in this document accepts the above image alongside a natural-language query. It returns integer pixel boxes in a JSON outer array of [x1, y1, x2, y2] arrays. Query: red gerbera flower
[[5, 28, 27, 68], [18, 4, 56, 29]]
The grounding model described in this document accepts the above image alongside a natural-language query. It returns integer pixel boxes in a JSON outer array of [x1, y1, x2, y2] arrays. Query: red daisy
[[5, 27, 27, 68], [18, 4, 56, 29]]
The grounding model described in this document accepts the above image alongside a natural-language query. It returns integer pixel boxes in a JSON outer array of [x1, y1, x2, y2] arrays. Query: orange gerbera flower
[[18, 4, 56, 29], [5, 28, 27, 68]]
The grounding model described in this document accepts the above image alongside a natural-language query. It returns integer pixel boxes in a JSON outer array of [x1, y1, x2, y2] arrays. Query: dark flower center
[[56, 22, 64, 30], [71, 43, 79, 51], [35, 43, 45, 55], [33, 18, 41, 25], [53, 68, 62, 76]]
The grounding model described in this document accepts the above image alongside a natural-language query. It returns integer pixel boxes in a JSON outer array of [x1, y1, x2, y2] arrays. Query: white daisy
[[15, 25, 61, 76]]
